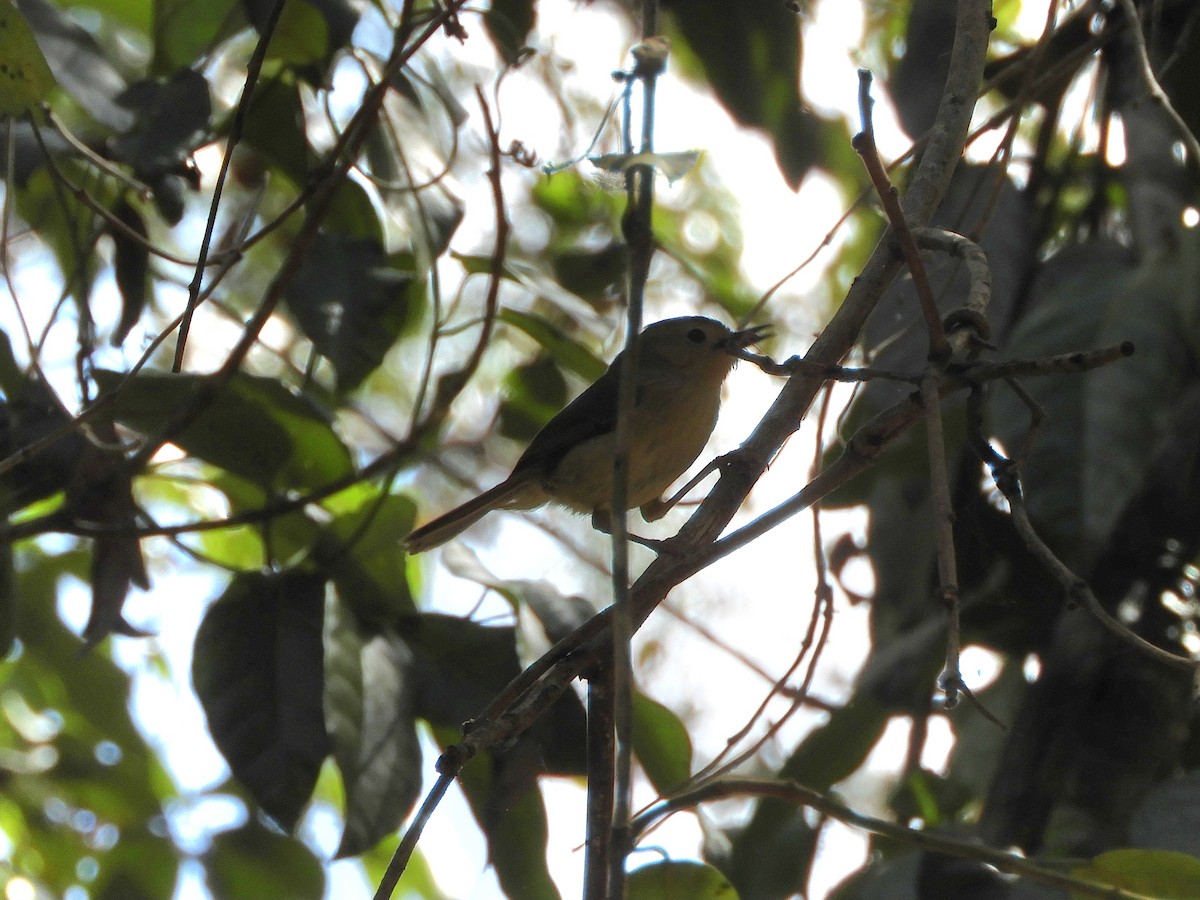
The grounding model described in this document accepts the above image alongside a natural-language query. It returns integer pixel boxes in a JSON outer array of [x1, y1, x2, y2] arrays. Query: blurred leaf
[[2, 552, 176, 896], [992, 238, 1194, 568], [632, 692, 692, 794], [498, 308, 607, 381], [661, 0, 818, 187], [94, 369, 355, 492], [325, 599, 422, 857], [205, 820, 325, 900], [153, 0, 240, 74], [550, 242, 627, 304], [92, 834, 180, 900], [629, 861, 739, 899], [0, 543, 13, 656], [722, 696, 889, 897], [109, 199, 149, 345], [1131, 773, 1200, 856], [498, 355, 568, 443], [207, 468, 321, 567], [590, 151, 701, 184], [15, 164, 118, 291], [236, 72, 309, 184], [262, 0, 328, 64], [245, 0, 357, 74], [17, 0, 129, 128], [283, 234, 423, 394], [192, 570, 331, 830], [315, 492, 419, 624], [0, 1, 56, 115], [322, 178, 384, 243], [485, 0, 534, 62], [112, 68, 210, 182], [0, 371, 85, 515], [1072, 848, 1200, 899]]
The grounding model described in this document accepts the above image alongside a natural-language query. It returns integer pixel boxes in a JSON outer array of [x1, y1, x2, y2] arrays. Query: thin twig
[[173, 0, 286, 371], [853, 70, 950, 361], [630, 778, 1155, 900], [1114, 0, 1200, 171]]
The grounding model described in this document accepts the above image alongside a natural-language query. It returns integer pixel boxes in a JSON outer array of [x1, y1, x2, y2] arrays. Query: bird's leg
[[639, 450, 745, 523], [590, 509, 682, 556]]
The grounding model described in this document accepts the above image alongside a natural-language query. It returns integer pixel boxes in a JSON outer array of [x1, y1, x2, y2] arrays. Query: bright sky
[[35, 1, 1056, 899]]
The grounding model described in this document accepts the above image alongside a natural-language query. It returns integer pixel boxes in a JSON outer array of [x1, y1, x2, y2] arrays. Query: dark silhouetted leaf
[[485, 0, 534, 62], [992, 239, 1193, 568], [237, 73, 309, 184], [551, 242, 627, 304], [661, 0, 818, 187], [0, 370, 84, 514], [112, 68, 211, 181], [325, 599, 422, 857], [283, 234, 422, 394], [110, 199, 149, 346], [71, 418, 150, 645], [192, 570, 331, 830], [406, 614, 586, 768], [94, 369, 355, 492]]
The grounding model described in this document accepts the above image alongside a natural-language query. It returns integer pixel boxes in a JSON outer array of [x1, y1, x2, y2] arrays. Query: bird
[[404, 315, 768, 552]]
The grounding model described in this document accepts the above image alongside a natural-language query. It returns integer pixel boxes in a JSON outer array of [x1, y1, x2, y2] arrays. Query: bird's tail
[[404, 476, 538, 552]]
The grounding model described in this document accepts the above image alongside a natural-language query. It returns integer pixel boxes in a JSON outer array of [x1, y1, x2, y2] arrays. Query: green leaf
[[498, 308, 607, 381], [0, 1, 56, 114], [205, 820, 325, 900], [236, 72, 309, 185], [283, 234, 422, 394], [94, 369, 355, 492], [315, 492, 419, 622], [325, 600, 422, 857], [499, 355, 568, 443], [192, 570, 331, 830], [632, 692, 692, 793], [264, 0, 328, 64], [628, 861, 740, 900], [152, 0, 240, 73], [1072, 848, 1200, 899]]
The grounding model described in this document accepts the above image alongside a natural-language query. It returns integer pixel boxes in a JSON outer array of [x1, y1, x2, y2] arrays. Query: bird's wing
[[512, 357, 625, 476]]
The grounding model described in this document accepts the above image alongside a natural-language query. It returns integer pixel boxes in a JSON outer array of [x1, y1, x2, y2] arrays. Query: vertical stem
[[583, 671, 616, 900], [608, 5, 659, 897]]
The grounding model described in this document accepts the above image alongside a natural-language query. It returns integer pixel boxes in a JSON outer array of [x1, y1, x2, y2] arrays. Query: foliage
[[1, 0, 1200, 899]]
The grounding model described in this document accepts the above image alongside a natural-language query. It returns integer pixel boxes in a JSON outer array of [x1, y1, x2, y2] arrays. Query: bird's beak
[[722, 323, 772, 360]]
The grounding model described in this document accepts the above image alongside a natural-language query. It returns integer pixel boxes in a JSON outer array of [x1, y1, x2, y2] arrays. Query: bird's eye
[[686, 328, 706, 344]]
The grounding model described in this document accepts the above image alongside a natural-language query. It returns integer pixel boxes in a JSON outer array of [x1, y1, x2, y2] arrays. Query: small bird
[[404, 316, 768, 552]]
